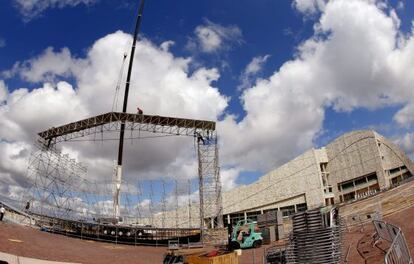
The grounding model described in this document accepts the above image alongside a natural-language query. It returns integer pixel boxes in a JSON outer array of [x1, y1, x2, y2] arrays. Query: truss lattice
[[198, 136, 223, 229], [38, 112, 215, 145]]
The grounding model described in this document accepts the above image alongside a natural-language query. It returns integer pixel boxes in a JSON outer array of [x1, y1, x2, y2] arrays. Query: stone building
[[220, 130, 414, 226]]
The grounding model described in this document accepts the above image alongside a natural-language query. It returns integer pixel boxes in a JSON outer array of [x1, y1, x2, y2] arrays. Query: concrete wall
[[222, 149, 325, 214], [325, 130, 414, 203], [326, 130, 385, 202], [375, 132, 414, 184]]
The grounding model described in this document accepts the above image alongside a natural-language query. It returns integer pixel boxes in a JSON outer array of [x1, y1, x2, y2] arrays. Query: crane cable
[[111, 53, 128, 112]]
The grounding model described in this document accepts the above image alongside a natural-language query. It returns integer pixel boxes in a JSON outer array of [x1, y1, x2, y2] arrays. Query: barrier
[[385, 231, 412, 264], [372, 220, 412, 264], [1, 200, 36, 226]]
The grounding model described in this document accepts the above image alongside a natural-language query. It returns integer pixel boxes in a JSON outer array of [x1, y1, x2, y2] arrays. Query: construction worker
[[0, 204, 5, 221]]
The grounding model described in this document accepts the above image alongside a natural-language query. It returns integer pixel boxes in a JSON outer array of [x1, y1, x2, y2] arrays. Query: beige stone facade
[[219, 130, 414, 226], [140, 130, 414, 228]]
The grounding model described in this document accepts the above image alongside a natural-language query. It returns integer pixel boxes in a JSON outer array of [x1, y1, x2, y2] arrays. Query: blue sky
[[1, 0, 414, 209]]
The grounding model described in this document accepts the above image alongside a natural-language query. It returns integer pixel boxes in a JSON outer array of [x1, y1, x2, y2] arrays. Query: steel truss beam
[[38, 112, 215, 145]]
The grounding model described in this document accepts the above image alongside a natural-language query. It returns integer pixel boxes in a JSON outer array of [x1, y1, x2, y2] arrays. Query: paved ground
[[342, 205, 414, 263], [0, 252, 81, 264], [0, 220, 281, 264], [1, 205, 414, 264], [0, 222, 165, 264]]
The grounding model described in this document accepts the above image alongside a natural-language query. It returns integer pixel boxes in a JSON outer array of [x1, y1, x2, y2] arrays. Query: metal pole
[[253, 248, 256, 264]]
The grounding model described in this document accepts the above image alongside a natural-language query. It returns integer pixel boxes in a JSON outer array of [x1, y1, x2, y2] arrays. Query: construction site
[[1, 1, 414, 264]]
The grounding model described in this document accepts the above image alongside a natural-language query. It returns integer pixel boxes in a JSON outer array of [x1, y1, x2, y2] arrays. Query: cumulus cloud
[[12, 0, 97, 21], [220, 0, 414, 172], [0, 80, 7, 102], [189, 19, 242, 53], [293, 0, 327, 15], [395, 133, 414, 155], [238, 55, 270, 91], [220, 168, 240, 191], [12, 47, 82, 83]]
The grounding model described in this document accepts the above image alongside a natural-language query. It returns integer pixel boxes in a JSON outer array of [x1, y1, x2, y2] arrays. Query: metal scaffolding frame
[[26, 143, 93, 220], [32, 111, 222, 234], [197, 136, 223, 231]]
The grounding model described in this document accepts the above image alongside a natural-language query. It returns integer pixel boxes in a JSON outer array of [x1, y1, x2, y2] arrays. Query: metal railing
[[1, 199, 36, 226], [372, 220, 412, 264], [385, 231, 412, 264]]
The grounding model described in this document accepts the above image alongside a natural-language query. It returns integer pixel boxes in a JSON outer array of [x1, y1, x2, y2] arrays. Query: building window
[[320, 162, 328, 172], [229, 213, 245, 226], [343, 192, 355, 202], [280, 205, 295, 217], [339, 173, 378, 192], [367, 174, 377, 182], [341, 181, 354, 190], [296, 203, 307, 212], [354, 177, 367, 186], [246, 211, 260, 222]]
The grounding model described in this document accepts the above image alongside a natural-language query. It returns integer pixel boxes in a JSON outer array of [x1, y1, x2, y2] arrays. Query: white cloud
[[220, 0, 414, 171], [0, 82, 87, 143], [12, 0, 97, 21], [0, 80, 7, 103], [395, 132, 414, 155], [238, 55, 270, 91], [220, 168, 239, 191], [0, 38, 5, 48], [293, 0, 327, 15], [245, 55, 271, 75], [16, 47, 82, 83], [191, 20, 242, 53]]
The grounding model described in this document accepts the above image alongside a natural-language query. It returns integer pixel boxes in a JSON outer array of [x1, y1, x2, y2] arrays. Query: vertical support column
[[174, 179, 179, 228], [113, 165, 122, 219], [188, 179, 192, 229], [161, 179, 167, 228]]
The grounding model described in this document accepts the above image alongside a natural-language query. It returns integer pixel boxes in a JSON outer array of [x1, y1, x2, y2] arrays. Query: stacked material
[[286, 209, 342, 264]]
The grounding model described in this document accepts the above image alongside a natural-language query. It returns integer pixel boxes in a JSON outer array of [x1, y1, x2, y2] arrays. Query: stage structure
[[20, 0, 223, 245], [34, 111, 223, 232]]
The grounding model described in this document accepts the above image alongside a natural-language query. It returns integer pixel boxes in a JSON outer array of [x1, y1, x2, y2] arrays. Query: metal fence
[[372, 220, 412, 264]]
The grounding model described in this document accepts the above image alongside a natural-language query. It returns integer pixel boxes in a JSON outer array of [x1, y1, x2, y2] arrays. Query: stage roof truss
[[38, 112, 216, 145]]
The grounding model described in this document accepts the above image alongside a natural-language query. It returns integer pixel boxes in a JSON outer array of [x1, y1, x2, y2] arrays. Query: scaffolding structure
[[25, 143, 93, 220], [26, 112, 223, 236], [197, 136, 223, 230]]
